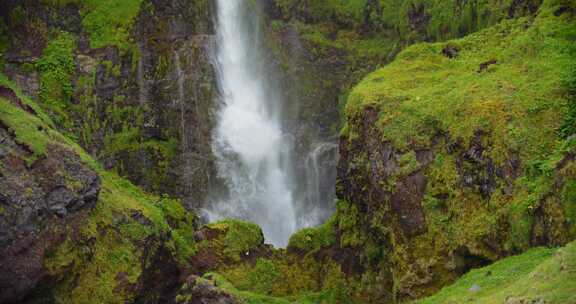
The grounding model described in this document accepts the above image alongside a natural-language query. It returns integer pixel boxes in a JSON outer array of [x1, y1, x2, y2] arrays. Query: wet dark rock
[[554, 6, 576, 16], [442, 44, 460, 58], [337, 105, 427, 236], [317, 246, 364, 276], [454, 246, 491, 275], [175, 275, 238, 304], [390, 172, 427, 236], [134, 239, 183, 304], [456, 131, 498, 199], [407, 3, 431, 40], [478, 59, 498, 73], [0, 125, 100, 302]]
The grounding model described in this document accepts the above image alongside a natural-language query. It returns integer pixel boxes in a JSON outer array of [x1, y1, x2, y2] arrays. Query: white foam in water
[[206, 0, 297, 247]]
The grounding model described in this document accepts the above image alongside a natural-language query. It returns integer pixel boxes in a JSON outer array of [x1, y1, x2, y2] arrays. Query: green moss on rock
[[36, 31, 76, 130], [205, 219, 265, 262], [0, 72, 196, 303], [337, 0, 576, 300], [288, 216, 336, 253], [80, 0, 142, 51]]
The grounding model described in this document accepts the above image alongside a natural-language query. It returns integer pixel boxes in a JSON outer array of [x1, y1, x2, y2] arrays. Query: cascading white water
[[206, 0, 297, 247], [299, 142, 339, 227]]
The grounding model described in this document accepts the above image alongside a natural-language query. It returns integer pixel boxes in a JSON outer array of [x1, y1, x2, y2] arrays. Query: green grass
[[196, 269, 356, 304], [201, 273, 292, 304], [417, 241, 576, 304], [0, 98, 54, 164]]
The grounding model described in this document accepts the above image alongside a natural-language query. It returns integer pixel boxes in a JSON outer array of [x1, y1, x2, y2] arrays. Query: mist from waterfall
[[206, 0, 297, 247], [298, 142, 339, 227]]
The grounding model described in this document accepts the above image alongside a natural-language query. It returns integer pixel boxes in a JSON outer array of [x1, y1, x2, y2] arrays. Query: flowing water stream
[[206, 0, 297, 247]]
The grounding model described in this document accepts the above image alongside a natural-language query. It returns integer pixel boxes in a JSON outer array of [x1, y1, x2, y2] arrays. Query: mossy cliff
[[0, 73, 197, 303], [0, 0, 575, 303], [260, 0, 545, 217], [0, 0, 216, 208], [335, 0, 576, 301]]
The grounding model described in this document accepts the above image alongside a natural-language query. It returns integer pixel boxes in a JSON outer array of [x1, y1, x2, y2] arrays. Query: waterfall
[[299, 142, 339, 227], [206, 0, 297, 247]]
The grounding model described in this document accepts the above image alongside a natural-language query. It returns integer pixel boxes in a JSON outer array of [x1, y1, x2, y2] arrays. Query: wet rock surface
[[0, 109, 100, 302], [176, 275, 238, 304], [0, 0, 218, 209]]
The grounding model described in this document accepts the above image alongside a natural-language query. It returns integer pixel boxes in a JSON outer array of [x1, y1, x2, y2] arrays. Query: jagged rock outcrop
[[0, 85, 100, 302]]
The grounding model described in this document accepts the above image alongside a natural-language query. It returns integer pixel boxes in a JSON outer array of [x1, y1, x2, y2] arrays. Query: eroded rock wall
[[0, 0, 217, 209]]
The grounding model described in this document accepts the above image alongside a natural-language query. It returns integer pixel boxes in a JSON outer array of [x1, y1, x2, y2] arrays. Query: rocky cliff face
[[0, 73, 200, 303], [0, 0, 217, 209], [334, 1, 576, 300], [0, 85, 100, 303]]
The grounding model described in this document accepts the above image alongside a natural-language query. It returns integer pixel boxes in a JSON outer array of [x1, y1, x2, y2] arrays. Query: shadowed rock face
[[337, 105, 429, 237], [0, 88, 100, 303]]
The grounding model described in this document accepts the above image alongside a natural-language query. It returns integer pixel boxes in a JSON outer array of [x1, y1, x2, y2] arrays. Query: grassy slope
[[0, 73, 195, 303], [417, 241, 576, 304]]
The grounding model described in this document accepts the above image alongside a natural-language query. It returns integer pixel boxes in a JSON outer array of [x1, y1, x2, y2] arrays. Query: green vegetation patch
[[0, 72, 195, 303], [288, 216, 337, 253], [36, 31, 76, 129], [417, 241, 576, 304], [0, 98, 54, 163], [206, 219, 265, 262], [80, 0, 142, 51]]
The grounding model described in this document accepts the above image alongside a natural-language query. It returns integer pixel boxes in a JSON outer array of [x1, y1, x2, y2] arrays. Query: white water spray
[[206, 0, 297, 247], [299, 142, 339, 227]]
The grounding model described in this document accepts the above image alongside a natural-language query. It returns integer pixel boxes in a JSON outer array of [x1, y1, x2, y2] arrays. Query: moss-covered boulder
[[191, 219, 270, 273], [336, 0, 576, 301]]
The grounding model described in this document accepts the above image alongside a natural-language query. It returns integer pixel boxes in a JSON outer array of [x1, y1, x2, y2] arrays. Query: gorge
[[0, 0, 575, 303]]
